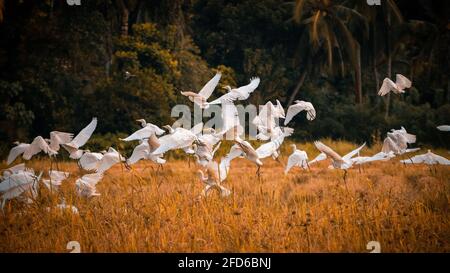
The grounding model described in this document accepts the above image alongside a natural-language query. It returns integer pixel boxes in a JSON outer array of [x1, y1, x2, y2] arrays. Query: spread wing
[[71, 118, 97, 148], [395, 74, 412, 90], [314, 141, 343, 163], [308, 152, 327, 165], [342, 142, 366, 161], [284, 101, 316, 125], [378, 78, 397, 96], [198, 73, 221, 99], [7, 144, 29, 165], [49, 131, 73, 151], [127, 142, 150, 165], [79, 152, 103, 171]]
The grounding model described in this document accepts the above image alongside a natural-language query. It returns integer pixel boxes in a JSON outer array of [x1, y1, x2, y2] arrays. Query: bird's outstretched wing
[[395, 74, 412, 90], [190, 122, 204, 136], [378, 78, 397, 96], [49, 131, 73, 151], [23, 136, 56, 160], [437, 125, 450, 132], [308, 152, 327, 165], [96, 150, 121, 173], [198, 73, 221, 99], [284, 101, 316, 125], [314, 141, 343, 163], [127, 142, 150, 165], [7, 144, 29, 165], [342, 142, 366, 161], [71, 118, 97, 148], [79, 152, 103, 171], [121, 125, 161, 142]]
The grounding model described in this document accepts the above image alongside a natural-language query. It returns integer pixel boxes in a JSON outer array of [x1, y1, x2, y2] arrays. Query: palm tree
[[288, 0, 367, 106]]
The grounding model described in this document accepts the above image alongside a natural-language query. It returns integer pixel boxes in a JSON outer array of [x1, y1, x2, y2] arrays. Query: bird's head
[[136, 119, 146, 127], [13, 141, 20, 145], [223, 85, 232, 92], [163, 125, 174, 134], [290, 144, 297, 151]]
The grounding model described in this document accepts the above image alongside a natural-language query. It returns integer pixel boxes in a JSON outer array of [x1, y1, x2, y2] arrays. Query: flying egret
[[308, 153, 327, 166], [378, 74, 412, 96], [437, 125, 450, 132], [208, 77, 260, 105], [253, 100, 285, 140], [284, 100, 316, 125], [22, 136, 58, 160], [120, 120, 165, 142], [197, 161, 231, 198], [382, 127, 416, 155], [351, 151, 396, 165], [400, 150, 450, 165], [127, 140, 166, 166], [151, 123, 203, 156], [48, 131, 73, 152], [42, 170, 70, 192], [62, 117, 97, 159], [256, 127, 294, 160], [79, 150, 105, 171], [180, 72, 221, 109], [1, 163, 27, 179], [314, 141, 366, 170], [234, 138, 263, 176], [0, 170, 42, 210], [75, 173, 103, 198], [285, 144, 309, 174], [95, 147, 126, 173], [6, 142, 30, 165]]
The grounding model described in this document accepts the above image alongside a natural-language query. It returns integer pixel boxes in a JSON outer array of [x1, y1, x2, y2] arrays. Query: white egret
[[351, 151, 396, 165], [253, 100, 285, 140], [75, 173, 103, 198], [180, 72, 221, 109], [0, 170, 42, 209], [95, 147, 126, 173], [308, 153, 327, 166], [62, 117, 97, 159], [256, 127, 294, 160], [120, 119, 165, 141], [208, 77, 260, 105], [1, 163, 26, 179], [197, 161, 231, 198], [314, 141, 366, 170], [285, 144, 309, 174], [79, 150, 105, 171], [234, 138, 263, 175], [437, 125, 450, 132], [378, 74, 412, 96], [48, 131, 73, 152], [22, 136, 58, 160], [151, 123, 203, 156], [400, 150, 450, 165], [284, 100, 316, 125], [42, 170, 70, 192]]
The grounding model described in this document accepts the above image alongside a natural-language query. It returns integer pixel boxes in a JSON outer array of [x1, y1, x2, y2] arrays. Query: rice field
[[0, 140, 449, 253]]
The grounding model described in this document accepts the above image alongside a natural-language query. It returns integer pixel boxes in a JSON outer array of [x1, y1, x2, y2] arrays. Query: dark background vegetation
[[0, 0, 449, 156]]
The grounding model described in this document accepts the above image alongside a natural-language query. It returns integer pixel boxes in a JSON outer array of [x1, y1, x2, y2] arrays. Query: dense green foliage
[[0, 0, 448, 157]]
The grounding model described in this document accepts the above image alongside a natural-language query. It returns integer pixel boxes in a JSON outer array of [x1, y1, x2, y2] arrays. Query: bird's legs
[[256, 165, 261, 178]]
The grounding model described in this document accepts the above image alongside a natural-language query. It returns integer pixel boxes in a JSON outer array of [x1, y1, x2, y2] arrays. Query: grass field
[[0, 140, 449, 252]]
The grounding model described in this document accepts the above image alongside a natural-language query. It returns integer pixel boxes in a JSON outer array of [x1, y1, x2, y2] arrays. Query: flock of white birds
[[1, 72, 449, 212]]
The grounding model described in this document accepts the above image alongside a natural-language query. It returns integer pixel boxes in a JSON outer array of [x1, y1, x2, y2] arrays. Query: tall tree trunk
[[121, 6, 129, 37], [287, 70, 308, 107], [384, 9, 392, 119], [354, 42, 362, 104], [372, 23, 380, 93]]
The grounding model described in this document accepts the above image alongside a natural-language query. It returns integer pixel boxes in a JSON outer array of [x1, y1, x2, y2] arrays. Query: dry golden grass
[[0, 140, 449, 253]]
